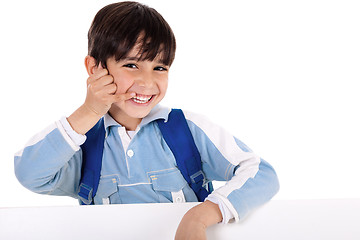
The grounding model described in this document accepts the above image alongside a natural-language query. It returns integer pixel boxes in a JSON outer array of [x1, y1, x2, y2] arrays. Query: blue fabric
[[227, 159, 280, 218], [79, 118, 105, 204], [14, 105, 279, 219], [14, 127, 81, 197], [157, 109, 211, 201], [80, 109, 211, 204]]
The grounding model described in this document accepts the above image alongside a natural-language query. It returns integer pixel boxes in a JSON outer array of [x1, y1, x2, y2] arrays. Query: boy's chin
[[128, 110, 152, 119], [123, 105, 154, 119]]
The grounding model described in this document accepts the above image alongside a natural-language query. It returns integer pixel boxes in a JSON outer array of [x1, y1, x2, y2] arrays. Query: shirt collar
[[103, 105, 171, 133], [139, 105, 171, 127]]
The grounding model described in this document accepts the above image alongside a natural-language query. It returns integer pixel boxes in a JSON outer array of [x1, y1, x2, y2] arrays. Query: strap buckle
[[190, 170, 206, 187], [78, 183, 93, 205]]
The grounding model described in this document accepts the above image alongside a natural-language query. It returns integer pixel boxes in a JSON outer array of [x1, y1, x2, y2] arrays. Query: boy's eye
[[123, 63, 138, 69], [154, 66, 168, 71]]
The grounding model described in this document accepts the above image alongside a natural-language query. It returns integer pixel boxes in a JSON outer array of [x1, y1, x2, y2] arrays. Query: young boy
[[14, 1, 279, 239]]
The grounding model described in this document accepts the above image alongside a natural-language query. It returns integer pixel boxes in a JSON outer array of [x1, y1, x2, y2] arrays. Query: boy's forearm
[[181, 200, 222, 228], [14, 121, 82, 195], [175, 201, 222, 239], [67, 104, 103, 135]]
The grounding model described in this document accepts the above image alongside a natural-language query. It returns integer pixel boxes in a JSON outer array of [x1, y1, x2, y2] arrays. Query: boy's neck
[[108, 107, 142, 131]]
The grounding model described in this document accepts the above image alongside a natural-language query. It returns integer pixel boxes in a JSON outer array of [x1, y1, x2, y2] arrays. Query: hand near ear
[[84, 64, 135, 117], [66, 57, 135, 135]]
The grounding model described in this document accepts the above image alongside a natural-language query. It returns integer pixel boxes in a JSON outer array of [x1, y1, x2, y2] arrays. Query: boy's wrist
[[175, 201, 220, 240], [83, 102, 106, 117], [206, 194, 235, 224], [186, 200, 223, 227], [59, 117, 87, 146], [67, 104, 103, 135]]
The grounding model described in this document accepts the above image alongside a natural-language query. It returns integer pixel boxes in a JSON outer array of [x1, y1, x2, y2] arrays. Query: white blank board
[[1, 199, 359, 240]]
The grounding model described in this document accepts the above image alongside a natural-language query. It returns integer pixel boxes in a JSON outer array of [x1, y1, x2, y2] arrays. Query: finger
[[87, 67, 109, 84], [87, 76, 113, 94], [97, 74, 114, 86], [102, 83, 117, 95], [113, 91, 136, 102]]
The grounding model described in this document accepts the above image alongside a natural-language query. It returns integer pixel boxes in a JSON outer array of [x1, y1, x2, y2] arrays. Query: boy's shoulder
[[142, 105, 222, 136], [148, 105, 211, 126], [181, 109, 220, 131]]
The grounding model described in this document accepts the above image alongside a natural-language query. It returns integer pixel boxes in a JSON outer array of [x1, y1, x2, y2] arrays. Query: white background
[[0, 0, 359, 207]]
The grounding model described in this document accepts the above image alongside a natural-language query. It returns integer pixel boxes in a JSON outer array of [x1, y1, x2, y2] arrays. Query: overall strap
[[157, 109, 211, 202], [78, 118, 105, 205]]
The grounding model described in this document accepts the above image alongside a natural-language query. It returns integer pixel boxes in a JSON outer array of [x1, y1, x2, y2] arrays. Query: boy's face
[[106, 46, 169, 123]]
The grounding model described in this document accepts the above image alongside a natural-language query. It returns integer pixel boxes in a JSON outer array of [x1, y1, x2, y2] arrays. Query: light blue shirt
[[14, 105, 279, 222]]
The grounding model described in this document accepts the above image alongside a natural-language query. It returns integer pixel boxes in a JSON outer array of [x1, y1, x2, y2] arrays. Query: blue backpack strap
[[157, 109, 212, 202], [78, 118, 105, 205]]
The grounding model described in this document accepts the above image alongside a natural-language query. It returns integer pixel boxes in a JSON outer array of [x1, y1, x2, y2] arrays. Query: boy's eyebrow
[[121, 56, 168, 66], [123, 56, 140, 61]]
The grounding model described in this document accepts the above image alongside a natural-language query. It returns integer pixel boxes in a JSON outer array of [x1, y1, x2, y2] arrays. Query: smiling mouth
[[131, 94, 154, 104]]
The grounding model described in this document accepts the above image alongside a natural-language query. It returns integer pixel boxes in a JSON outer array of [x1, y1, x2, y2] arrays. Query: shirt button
[[175, 197, 183, 203], [127, 149, 134, 157]]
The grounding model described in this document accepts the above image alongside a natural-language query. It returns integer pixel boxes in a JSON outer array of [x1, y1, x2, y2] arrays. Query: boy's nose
[[136, 73, 155, 88]]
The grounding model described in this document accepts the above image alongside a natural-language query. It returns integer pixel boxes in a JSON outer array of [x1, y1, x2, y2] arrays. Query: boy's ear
[[84, 55, 98, 76]]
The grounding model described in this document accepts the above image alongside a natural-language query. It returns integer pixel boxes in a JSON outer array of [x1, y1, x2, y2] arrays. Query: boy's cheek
[[114, 79, 133, 95], [160, 83, 168, 96]]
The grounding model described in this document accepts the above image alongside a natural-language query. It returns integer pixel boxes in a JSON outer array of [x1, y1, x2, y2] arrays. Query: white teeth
[[136, 96, 151, 101], [132, 95, 152, 104]]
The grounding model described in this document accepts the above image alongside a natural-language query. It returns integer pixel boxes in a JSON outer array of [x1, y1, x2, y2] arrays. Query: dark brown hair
[[88, 1, 176, 68]]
